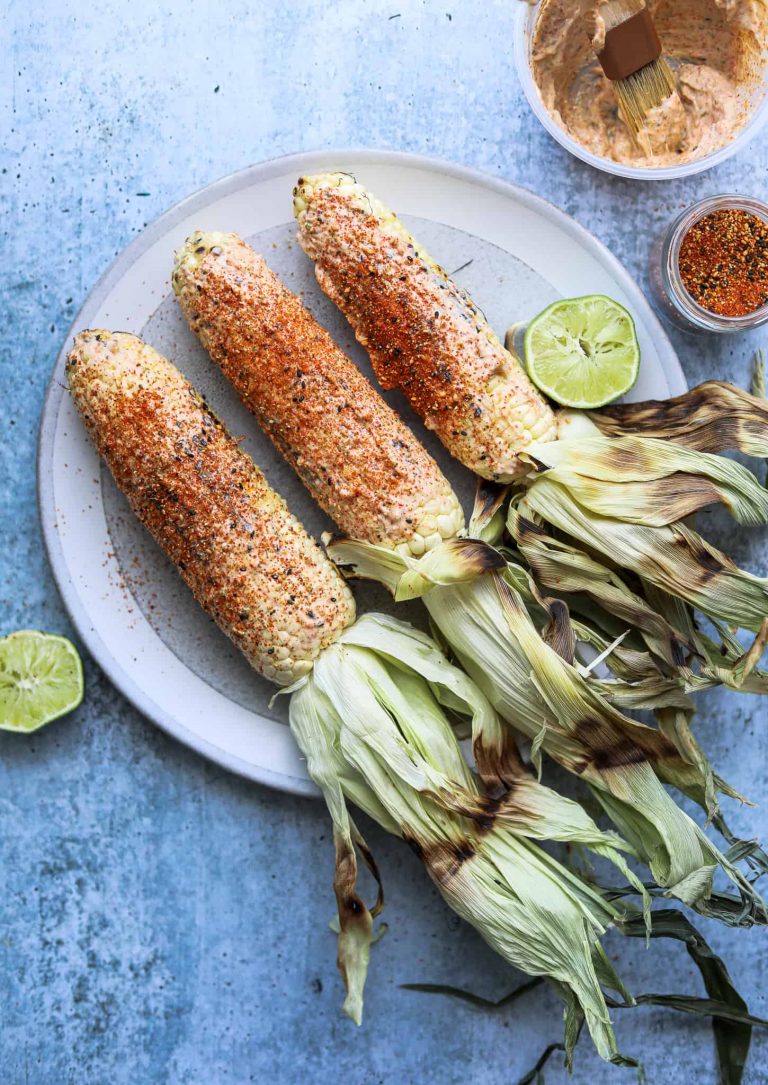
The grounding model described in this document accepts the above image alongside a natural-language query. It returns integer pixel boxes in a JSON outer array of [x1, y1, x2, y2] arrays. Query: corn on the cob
[[67, 330, 355, 685], [68, 329, 638, 1056], [172, 232, 464, 558], [293, 172, 557, 482]]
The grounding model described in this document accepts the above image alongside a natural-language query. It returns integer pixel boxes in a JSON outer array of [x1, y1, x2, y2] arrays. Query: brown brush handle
[[597, 8, 662, 81]]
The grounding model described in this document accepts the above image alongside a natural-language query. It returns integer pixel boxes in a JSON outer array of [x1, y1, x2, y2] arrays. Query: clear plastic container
[[650, 194, 768, 335], [512, 3, 768, 182]]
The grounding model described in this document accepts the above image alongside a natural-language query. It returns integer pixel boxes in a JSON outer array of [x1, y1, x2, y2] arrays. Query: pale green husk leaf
[[509, 505, 694, 669], [511, 507, 768, 700], [425, 574, 758, 914], [289, 614, 637, 1061], [519, 477, 768, 634], [326, 541, 761, 917]]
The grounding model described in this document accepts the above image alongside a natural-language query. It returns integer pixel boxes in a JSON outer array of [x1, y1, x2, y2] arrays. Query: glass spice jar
[[651, 194, 768, 335]]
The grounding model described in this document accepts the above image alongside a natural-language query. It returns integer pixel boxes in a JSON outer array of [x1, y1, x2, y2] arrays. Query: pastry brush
[[595, 0, 676, 137]]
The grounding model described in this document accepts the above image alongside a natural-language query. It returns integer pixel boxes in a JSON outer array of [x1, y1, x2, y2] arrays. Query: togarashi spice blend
[[678, 209, 768, 318]]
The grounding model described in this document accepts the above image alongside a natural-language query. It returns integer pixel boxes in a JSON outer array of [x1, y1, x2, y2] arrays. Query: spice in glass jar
[[678, 209, 768, 319]]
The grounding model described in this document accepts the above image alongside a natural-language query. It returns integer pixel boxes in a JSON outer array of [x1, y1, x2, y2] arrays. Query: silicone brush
[[595, 1, 676, 138]]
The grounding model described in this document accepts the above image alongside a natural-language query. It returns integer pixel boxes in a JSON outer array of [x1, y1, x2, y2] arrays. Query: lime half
[[0, 630, 84, 733], [524, 295, 640, 409]]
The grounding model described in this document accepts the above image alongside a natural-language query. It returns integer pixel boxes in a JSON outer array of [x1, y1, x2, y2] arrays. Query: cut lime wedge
[[524, 295, 640, 409], [0, 630, 84, 733]]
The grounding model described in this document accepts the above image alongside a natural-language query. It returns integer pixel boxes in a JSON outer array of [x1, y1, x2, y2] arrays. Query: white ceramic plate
[[38, 149, 685, 796]]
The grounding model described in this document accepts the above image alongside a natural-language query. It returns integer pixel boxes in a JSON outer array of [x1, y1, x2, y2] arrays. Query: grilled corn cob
[[172, 232, 464, 558], [67, 329, 637, 1056], [293, 172, 557, 482], [67, 330, 355, 684]]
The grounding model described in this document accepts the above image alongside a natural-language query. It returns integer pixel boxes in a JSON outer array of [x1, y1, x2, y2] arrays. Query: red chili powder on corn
[[678, 209, 768, 318]]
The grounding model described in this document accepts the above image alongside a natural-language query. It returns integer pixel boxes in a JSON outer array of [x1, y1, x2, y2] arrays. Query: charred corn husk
[[289, 172, 768, 913], [330, 533, 767, 923], [172, 232, 464, 558], [293, 172, 557, 482], [69, 330, 639, 1058], [517, 435, 768, 636], [67, 330, 355, 684], [290, 613, 637, 1065], [589, 381, 768, 457]]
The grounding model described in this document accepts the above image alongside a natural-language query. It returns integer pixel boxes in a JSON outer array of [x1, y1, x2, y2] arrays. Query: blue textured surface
[[2, 2, 767, 1082]]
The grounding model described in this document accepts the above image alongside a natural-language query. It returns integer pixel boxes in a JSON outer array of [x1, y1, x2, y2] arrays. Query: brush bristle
[[614, 56, 677, 137], [601, 0, 644, 33]]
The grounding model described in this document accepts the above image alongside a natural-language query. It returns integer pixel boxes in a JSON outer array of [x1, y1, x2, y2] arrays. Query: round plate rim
[[37, 147, 686, 795]]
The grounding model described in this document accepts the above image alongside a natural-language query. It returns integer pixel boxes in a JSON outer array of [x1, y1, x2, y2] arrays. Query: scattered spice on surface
[[678, 209, 768, 318]]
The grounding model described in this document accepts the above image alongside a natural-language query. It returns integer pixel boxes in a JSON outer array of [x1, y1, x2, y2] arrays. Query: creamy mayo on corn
[[529, 0, 767, 167]]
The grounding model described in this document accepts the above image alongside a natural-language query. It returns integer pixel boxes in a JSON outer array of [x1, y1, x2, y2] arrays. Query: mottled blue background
[[2, 2, 767, 1082]]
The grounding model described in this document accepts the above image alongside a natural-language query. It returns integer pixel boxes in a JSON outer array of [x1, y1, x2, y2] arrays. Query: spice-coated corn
[[172, 232, 464, 557], [293, 172, 558, 482], [67, 330, 356, 685]]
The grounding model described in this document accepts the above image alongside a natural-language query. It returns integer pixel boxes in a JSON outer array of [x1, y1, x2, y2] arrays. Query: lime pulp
[[523, 295, 641, 410], [0, 630, 84, 733]]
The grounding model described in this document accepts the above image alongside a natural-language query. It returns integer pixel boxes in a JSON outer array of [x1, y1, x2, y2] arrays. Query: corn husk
[[588, 380, 768, 457], [511, 505, 768, 700], [470, 478, 511, 546], [494, 541, 703, 712], [544, 398, 768, 648], [430, 576, 761, 912], [510, 507, 693, 670], [474, 482, 708, 703], [698, 620, 768, 695], [413, 902, 768, 1081], [518, 475, 768, 635], [330, 531, 697, 741], [287, 614, 638, 1060], [753, 351, 766, 400], [324, 541, 763, 920], [527, 435, 768, 527], [510, 507, 764, 834], [326, 423, 768, 921]]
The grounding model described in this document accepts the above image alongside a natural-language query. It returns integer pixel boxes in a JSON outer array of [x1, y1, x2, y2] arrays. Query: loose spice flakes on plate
[[678, 209, 768, 318]]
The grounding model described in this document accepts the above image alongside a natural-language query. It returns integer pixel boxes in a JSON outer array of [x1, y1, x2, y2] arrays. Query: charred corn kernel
[[67, 330, 355, 685], [293, 172, 558, 483], [172, 231, 464, 557]]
